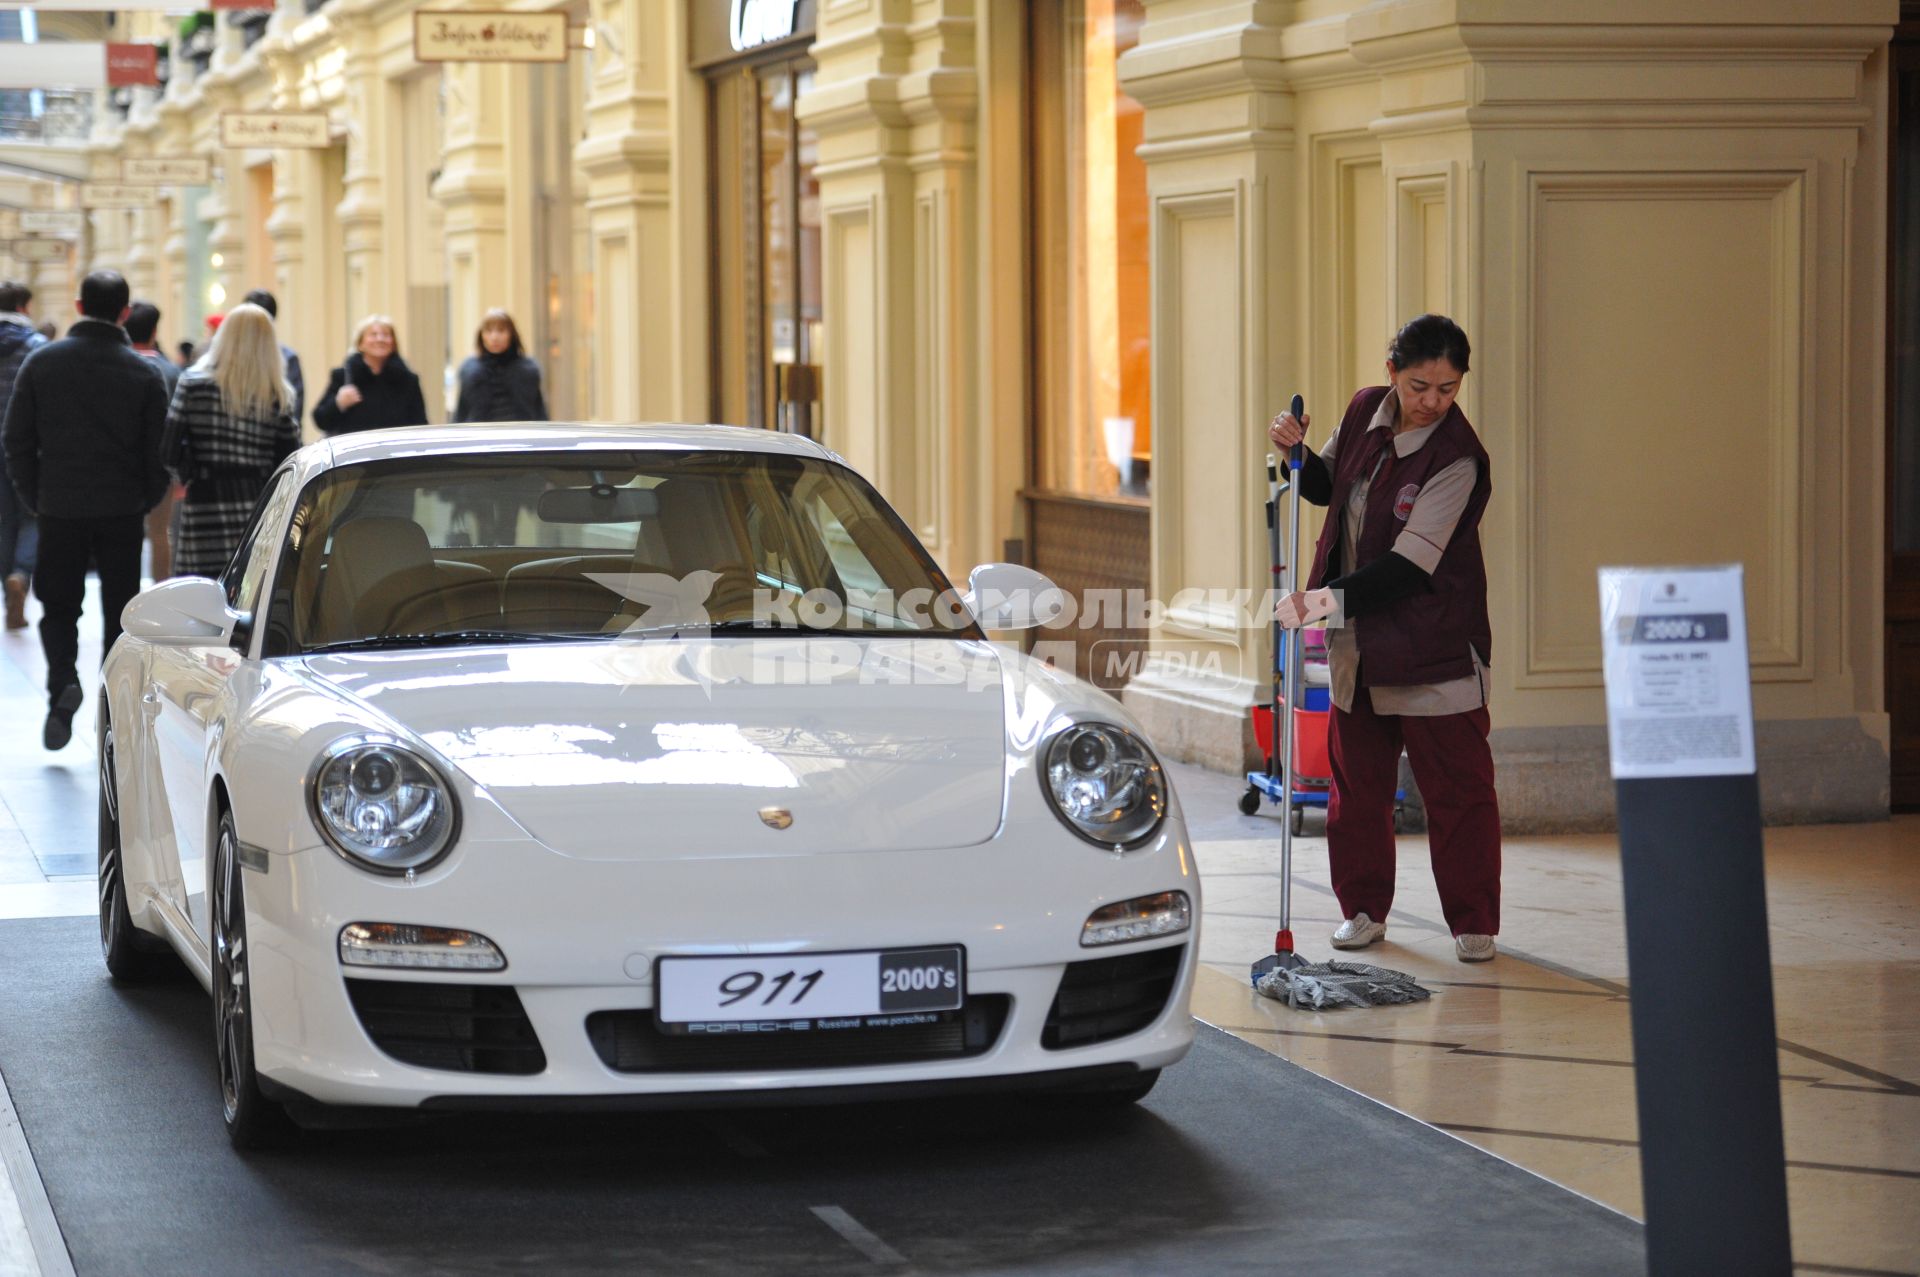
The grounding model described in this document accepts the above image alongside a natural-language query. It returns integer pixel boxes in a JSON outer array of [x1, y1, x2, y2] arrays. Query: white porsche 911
[[98, 424, 1197, 1147]]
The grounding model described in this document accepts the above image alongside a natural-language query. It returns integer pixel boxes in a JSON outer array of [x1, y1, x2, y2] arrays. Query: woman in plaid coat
[[161, 303, 300, 579]]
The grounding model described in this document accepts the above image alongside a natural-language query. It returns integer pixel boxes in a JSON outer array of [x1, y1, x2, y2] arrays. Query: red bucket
[[1251, 701, 1333, 784]]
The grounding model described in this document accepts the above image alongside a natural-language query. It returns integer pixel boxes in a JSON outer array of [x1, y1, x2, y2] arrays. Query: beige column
[[573, 0, 702, 423], [1115, 0, 1300, 773], [1346, 1, 1895, 827], [435, 62, 510, 355], [120, 123, 161, 302], [801, 0, 1011, 574], [260, 37, 323, 422], [333, 9, 388, 327], [155, 98, 192, 334]]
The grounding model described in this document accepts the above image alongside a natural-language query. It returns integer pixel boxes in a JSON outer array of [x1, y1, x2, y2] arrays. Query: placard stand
[[1599, 565, 1791, 1277]]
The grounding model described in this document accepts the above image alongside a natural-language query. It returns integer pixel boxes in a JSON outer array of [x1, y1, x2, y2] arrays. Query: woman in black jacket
[[453, 309, 547, 423], [312, 314, 429, 435]]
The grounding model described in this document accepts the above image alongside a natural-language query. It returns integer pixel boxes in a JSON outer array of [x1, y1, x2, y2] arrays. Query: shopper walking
[[453, 308, 547, 423], [161, 304, 300, 579], [312, 315, 428, 435], [126, 301, 183, 580], [0, 280, 48, 631], [1, 270, 170, 749], [240, 288, 304, 424], [1266, 313, 1501, 962]]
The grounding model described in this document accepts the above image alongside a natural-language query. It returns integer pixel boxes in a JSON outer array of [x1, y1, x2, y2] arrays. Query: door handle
[[141, 691, 160, 713]]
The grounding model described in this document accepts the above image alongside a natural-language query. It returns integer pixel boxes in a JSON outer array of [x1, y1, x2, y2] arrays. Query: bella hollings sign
[[414, 11, 568, 62]]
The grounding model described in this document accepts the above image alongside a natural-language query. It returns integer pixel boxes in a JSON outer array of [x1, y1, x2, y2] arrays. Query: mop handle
[[1288, 394, 1306, 472], [1275, 395, 1306, 935]]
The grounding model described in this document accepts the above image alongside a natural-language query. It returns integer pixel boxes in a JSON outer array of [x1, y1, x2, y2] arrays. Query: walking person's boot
[[43, 683, 81, 750]]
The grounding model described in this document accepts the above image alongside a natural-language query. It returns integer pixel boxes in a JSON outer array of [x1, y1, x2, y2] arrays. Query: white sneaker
[[1330, 912, 1386, 950], [1454, 934, 1496, 963]]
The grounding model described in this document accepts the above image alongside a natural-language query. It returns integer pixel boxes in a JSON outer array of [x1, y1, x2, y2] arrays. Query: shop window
[[1031, 0, 1151, 500]]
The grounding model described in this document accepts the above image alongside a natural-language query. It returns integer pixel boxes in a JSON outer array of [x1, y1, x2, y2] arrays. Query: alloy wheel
[[98, 728, 120, 956], [212, 825, 248, 1123]]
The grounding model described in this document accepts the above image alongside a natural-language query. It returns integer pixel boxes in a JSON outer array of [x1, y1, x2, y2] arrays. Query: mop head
[[1255, 960, 1432, 1011]]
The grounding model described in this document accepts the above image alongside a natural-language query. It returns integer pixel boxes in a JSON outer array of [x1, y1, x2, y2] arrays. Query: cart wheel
[[1238, 788, 1261, 816], [1290, 806, 1304, 836]]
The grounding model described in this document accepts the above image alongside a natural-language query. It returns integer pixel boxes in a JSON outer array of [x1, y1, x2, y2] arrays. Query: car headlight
[[308, 735, 459, 874], [1042, 722, 1168, 849]]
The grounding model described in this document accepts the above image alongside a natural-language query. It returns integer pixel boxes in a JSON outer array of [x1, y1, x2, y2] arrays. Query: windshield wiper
[[597, 618, 915, 640], [306, 630, 591, 654]]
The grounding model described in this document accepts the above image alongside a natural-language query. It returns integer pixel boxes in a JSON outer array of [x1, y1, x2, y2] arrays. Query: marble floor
[[1174, 761, 1919, 1277], [2, 588, 1915, 1275]]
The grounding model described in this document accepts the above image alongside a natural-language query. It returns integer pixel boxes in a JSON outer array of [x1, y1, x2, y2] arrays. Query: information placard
[[1598, 565, 1756, 780], [19, 211, 84, 234], [78, 183, 159, 209], [123, 157, 210, 184], [9, 240, 69, 263], [219, 112, 331, 149]]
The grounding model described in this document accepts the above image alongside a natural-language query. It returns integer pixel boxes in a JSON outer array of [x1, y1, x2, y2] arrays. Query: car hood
[[299, 637, 1008, 860]]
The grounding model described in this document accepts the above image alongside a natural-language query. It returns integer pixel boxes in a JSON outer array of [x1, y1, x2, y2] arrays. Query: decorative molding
[[1513, 165, 1814, 688], [1150, 183, 1248, 650]]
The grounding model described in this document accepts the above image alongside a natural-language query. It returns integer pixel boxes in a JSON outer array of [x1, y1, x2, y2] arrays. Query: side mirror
[[121, 577, 242, 645], [963, 563, 1069, 631]]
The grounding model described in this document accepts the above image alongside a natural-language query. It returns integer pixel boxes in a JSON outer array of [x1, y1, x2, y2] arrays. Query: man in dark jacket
[[0, 279, 49, 631], [2, 270, 171, 749], [241, 288, 304, 424]]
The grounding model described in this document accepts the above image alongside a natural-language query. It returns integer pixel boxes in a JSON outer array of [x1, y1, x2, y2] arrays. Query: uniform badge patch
[[1393, 483, 1420, 520]]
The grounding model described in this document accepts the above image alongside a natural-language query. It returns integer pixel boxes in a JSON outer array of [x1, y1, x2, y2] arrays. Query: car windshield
[[261, 449, 980, 656]]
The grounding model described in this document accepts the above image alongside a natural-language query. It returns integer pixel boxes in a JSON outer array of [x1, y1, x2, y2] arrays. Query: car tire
[[212, 809, 296, 1151], [98, 722, 175, 982]]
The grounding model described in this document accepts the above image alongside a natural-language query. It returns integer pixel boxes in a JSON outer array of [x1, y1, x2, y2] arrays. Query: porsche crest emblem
[[758, 806, 794, 830]]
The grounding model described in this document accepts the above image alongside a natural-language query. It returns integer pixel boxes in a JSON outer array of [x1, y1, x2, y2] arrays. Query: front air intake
[[345, 978, 546, 1075], [1041, 944, 1184, 1050]]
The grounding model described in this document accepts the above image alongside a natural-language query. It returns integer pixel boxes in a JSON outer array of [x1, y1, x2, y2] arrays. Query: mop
[[1248, 394, 1430, 1012]]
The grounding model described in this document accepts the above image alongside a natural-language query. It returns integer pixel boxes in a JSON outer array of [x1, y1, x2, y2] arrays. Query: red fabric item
[[1326, 687, 1501, 936], [205, 313, 224, 332]]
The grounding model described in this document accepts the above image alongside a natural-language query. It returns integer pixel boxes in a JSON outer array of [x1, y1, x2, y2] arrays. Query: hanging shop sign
[[413, 11, 568, 62], [79, 183, 160, 209], [19, 211, 85, 234], [219, 112, 331, 149], [688, 0, 814, 67], [105, 42, 160, 88], [729, 0, 797, 50], [122, 157, 211, 184], [9, 240, 70, 263]]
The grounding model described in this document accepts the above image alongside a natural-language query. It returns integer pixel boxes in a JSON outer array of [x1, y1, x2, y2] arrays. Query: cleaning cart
[[1239, 456, 1403, 835]]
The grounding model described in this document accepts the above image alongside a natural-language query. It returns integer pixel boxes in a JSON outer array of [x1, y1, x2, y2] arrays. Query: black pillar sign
[[1598, 565, 1792, 1277]]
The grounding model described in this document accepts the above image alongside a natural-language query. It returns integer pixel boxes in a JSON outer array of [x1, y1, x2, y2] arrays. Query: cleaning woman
[[1266, 313, 1501, 962]]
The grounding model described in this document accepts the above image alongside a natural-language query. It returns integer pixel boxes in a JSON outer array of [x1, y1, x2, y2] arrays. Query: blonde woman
[[161, 303, 301, 577], [312, 314, 428, 435]]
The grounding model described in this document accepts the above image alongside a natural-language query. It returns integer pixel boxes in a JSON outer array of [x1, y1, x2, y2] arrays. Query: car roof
[[313, 422, 840, 468]]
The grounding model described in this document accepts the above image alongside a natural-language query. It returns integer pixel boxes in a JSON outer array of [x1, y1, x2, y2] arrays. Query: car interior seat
[[313, 516, 454, 643]]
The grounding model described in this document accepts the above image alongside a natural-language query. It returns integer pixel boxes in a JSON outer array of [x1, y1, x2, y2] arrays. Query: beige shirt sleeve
[[1390, 456, 1477, 574], [1317, 418, 1343, 467]]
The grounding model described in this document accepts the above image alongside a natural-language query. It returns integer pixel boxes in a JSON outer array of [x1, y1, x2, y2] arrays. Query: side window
[[225, 470, 298, 619]]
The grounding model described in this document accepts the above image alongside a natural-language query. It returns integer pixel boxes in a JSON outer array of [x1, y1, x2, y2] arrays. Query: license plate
[[655, 946, 965, 1026]]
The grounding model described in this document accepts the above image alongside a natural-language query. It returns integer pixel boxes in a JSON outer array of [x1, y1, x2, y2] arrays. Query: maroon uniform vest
[[1305, 385, 1494, 687]]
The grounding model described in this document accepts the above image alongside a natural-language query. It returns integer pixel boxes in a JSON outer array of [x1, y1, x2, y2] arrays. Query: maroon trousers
[[1326, 688, 1502, 936]]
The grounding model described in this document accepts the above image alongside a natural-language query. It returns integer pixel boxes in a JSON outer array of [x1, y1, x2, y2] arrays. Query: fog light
[[338, 923, 507, 970], [1081, 891, 1191, 947]]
